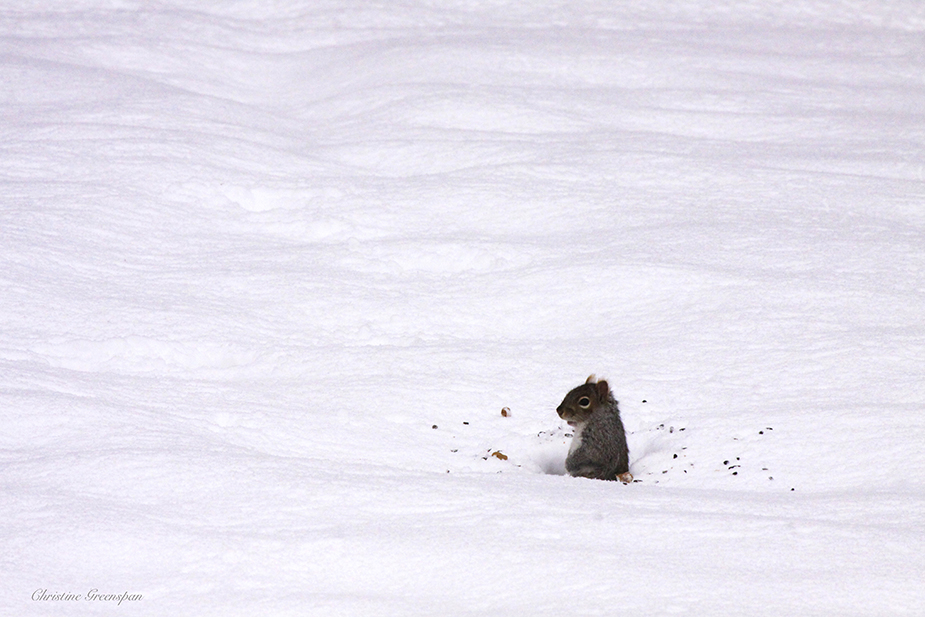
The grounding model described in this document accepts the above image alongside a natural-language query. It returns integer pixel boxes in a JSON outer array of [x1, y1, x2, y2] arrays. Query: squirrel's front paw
[[618, 472, 633, 484]]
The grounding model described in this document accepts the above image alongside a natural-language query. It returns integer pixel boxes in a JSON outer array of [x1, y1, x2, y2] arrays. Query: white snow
[[2, 1, 924, 615]]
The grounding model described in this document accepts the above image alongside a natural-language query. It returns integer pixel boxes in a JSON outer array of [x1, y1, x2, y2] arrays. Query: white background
[[2, 1, 924, 615]]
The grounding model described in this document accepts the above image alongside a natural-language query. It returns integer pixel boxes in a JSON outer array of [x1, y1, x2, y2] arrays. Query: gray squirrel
[[557, 375, 633, 483]]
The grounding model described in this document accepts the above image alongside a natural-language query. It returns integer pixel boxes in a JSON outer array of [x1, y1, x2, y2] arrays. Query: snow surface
[[2, 1, 925, 615]]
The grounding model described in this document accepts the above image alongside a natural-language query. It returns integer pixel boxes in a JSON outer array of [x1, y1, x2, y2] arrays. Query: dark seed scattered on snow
[[723, 460, 730, 465], [732, 472, 738, 475], [673, 454, 678, 459], [463, 421, 469, 425], [432, 425, 438, 429]]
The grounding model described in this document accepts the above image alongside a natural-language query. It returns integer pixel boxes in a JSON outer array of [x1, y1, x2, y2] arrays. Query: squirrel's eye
[[578, 397, 590, 407]]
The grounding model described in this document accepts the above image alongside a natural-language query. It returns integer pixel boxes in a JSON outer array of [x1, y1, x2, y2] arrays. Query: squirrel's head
[[556, 377, 611, 426]]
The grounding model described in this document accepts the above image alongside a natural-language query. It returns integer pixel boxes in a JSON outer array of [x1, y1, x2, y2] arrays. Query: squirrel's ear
[[585, 374, 597, 384], [596, 380, 610, 398]]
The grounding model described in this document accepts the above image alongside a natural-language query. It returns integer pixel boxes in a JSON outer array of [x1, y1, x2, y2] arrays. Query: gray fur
[[556, 376, 630, 481]]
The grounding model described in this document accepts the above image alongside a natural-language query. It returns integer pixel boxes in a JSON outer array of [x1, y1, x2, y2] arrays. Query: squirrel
[[556, 375, 633, 483]]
